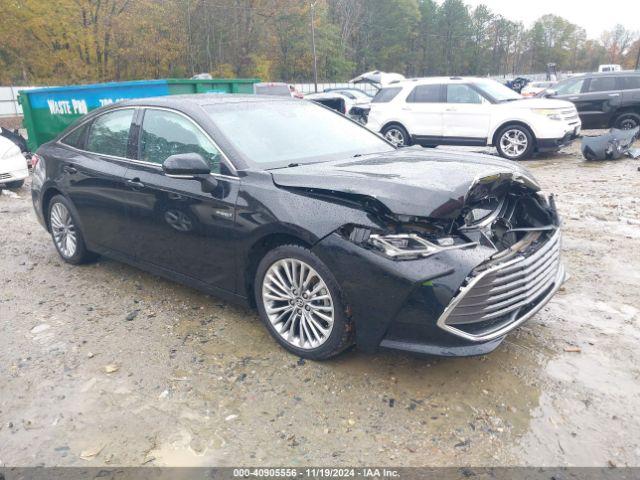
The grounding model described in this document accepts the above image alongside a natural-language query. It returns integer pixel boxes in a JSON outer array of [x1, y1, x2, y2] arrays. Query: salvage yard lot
[[1, 133, 639, 467]]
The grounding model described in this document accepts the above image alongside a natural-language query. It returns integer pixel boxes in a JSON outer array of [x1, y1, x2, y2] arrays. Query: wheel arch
[[490, 120, 537, 147], [244, 231, 313, 308], [381, 120, 410, 133], [609, 107, 640, 128], [41, 186, 65, 232]]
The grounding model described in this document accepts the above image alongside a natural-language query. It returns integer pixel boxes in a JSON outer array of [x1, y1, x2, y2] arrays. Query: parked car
[[0, 135, 29, 189], [32, 95, 564, 359], [1, 127, 29, 154], [323, 87, 373, 100], [305, 91, 370, 124], [253, 82, 295, 97], [521, 81, 557, 97], [546, 71, 640, 130], [366, 76, 581, 160]]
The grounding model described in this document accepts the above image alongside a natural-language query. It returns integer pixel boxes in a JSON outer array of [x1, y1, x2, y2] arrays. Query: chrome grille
[[0, 173, 12, 180], [437, 230, 564, 341]]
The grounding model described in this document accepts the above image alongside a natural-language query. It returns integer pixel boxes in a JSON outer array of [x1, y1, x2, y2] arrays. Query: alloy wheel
[[384, 128, 406, 147], [50, 202, 77, 258], [500, 128, 528, 158], [261, 258, 335, 349]]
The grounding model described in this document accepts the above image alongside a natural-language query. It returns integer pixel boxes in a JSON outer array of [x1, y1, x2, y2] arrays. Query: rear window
[[407, 84, 442, 103], [622, 76, 640, 90], [588, 77, 618, 92], [372, 87, 402, 103], [86, 109, 134, 158]]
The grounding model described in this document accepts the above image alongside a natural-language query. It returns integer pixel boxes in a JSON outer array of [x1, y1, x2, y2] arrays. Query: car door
[[577, 76, 622, 128], [441, 84, 492, 143], [60, 108, 138, 256], [124, 107, 239, 291], [402, 84, 444, 141]]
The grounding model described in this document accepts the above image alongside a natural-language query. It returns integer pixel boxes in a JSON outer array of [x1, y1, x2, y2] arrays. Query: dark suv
[[548, 71, 640, 130]]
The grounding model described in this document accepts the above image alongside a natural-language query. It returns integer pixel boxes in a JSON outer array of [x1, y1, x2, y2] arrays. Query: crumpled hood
[[271, 148, 539, 219]]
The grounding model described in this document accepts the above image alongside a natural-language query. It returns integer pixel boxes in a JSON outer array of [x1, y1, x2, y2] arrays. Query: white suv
[[366, 77, 581, 160]]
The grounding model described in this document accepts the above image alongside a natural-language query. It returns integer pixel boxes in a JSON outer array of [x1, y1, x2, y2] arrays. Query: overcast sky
[[462, 0, 640, 39]]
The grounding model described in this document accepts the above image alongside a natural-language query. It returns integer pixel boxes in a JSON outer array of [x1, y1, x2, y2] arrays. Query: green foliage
[[0, 0, 637, 85]]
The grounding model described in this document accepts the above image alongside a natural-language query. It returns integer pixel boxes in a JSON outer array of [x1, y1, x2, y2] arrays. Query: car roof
[[388, 76, 494, 88], [114, 94, 296, 109], [563, 71, 640, 80]]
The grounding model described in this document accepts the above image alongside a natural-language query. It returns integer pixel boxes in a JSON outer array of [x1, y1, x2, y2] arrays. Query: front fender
[[312, 232, 496, 352]]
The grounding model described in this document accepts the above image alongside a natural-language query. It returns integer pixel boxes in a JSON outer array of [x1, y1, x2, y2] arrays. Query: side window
[[556, 78, 584, 95], [372, 87, 402, 103], [140, 109, 221, 174], [406, 84, 442, 103], [587, 77, 618, 92], [61, 122, 90, 149], [446, 84, 484, 104], [622, 76, 640, 90], [86, 109, 134, 158]]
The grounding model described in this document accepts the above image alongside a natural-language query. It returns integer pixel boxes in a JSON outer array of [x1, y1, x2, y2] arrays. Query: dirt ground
[[1, 132, 639, 467]]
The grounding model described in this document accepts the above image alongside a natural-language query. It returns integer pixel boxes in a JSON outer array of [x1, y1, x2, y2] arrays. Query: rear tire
[[381, 124, 411, 147], [48, 195, 96, 265], [255, 245, 353, 360], [613, 111, 640, 130], [495, 124, 534, 160]]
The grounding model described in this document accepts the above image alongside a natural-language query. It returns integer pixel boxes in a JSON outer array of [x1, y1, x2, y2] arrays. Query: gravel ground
[[1, 132, 639, 467]]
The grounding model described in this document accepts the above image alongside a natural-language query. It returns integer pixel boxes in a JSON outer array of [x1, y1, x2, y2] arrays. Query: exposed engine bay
[[340, 178, 559, 261]]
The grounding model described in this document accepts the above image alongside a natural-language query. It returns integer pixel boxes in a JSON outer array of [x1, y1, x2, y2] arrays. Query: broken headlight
[[531, 108, 562, 121], [368, 233, 475, 260]]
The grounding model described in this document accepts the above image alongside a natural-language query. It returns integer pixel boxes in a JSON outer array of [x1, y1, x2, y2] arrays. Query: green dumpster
[[19, 78, 260, 151]]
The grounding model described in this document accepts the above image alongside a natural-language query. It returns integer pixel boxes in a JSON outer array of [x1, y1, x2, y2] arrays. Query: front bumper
[[0, 167, 28, 185], [312, 229, 564, 356], [537, 129, 580, 152]]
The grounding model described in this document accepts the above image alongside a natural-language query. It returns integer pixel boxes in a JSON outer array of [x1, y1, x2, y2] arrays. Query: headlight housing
[[531, 108, 562, 121], [368, 233, 475, 260]]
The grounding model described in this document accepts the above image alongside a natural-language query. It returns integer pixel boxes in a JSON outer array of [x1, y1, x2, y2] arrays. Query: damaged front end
[[340, 172, 560, 263], [312, 172, 564, 355]]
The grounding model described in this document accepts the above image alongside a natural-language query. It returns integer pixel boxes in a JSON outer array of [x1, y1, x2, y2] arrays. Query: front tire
[[495, 124, 534, 160], [255, 245, 353, 360], [48, 195, 95, 264], [381, 124, 411, 147]]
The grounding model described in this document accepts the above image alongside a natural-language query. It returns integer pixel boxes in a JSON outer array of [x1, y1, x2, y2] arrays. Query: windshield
[[206, 101, 394, 169], [474, 79, 522, 102]]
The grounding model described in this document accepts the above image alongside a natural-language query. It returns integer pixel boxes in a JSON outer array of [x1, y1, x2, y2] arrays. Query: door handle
[[63, 165, 78, 174], [445, 108, 457, 112], [401, 107, 412, 111], [127, 178, 145, 190]]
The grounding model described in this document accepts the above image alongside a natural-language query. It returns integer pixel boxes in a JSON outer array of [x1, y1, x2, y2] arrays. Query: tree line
[[1, 0, 638, 85]]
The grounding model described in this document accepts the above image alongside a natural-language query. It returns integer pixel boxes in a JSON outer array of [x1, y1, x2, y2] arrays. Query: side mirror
[[162, 153, 218, 193], [162, 153, 211, 177], [545, 89, 557, 97]]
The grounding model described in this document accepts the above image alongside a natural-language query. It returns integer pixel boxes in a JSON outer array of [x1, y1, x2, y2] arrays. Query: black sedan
[[31, 95, 565, 359]]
